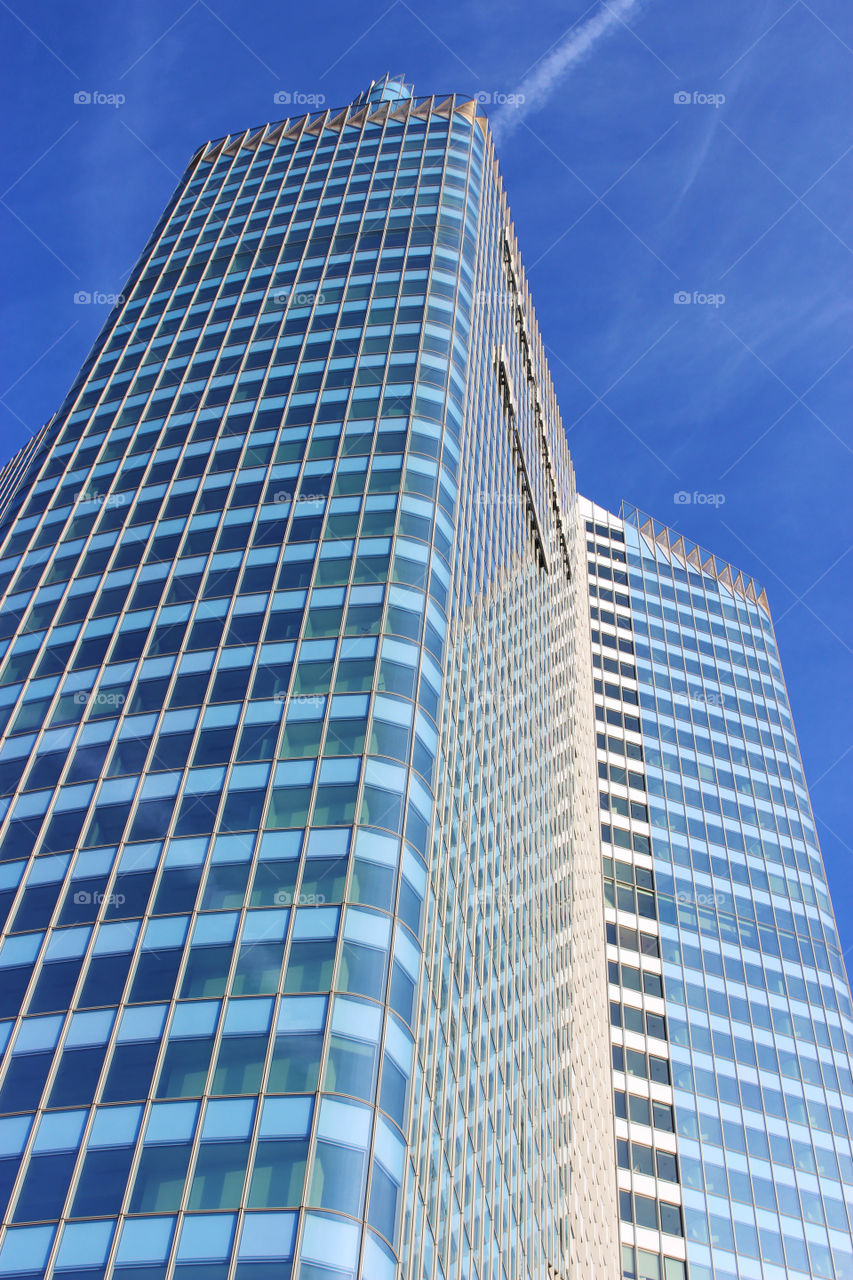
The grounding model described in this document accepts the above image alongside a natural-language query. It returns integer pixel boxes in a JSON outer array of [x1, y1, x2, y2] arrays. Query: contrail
[[491, 0, 642, 139]]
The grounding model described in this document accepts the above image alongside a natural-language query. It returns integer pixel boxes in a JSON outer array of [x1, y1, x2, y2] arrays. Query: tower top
[[352, 73, 413, 107]]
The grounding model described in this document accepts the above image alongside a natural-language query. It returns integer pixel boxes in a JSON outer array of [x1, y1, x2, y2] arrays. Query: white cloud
[[491, 0, 643, 139]]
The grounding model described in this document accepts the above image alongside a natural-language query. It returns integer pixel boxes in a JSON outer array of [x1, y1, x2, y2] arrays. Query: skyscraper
[[584, 499, 853, 1280], [0, 74, 849, 1280]]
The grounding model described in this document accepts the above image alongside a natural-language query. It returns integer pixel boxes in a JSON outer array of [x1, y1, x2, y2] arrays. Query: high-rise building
[[0, 74, 849, 1280], [583, 499, 853, 1280]]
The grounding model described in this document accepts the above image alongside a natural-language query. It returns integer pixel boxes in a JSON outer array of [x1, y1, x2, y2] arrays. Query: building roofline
[[620, 501, 770, 616], [192, 90, 485, 167]]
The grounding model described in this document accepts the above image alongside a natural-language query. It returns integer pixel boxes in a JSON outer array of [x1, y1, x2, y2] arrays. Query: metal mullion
[[159, 927, 235, 1085], [1, 911, 120, 1102], [19, 1074, 138, 1276], [0, 850, 61, 945], [155, 1075, 235, 1280], [0, 708, 100, 852], [0, 643, 86, 779], [159, 147, 282, 363], [100, 644, 229, 853], [6, 824, 119, 973]]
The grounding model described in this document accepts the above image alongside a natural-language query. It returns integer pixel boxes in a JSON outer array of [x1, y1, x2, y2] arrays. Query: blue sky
[[1, 0, 852, 954]]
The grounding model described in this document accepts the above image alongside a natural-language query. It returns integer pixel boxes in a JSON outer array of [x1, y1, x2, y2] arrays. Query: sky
[[1, 0, 852, 956]]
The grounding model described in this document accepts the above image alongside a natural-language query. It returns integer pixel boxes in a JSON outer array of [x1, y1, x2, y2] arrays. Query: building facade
[[0, 77, 617, 1280], [584, 498, 853, 1280], [0, 73, 849, 1280]]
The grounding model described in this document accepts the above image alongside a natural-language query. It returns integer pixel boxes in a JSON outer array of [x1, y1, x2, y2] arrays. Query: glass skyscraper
[[0, 73, 850, 1280], [584, 498, 853, 1280]]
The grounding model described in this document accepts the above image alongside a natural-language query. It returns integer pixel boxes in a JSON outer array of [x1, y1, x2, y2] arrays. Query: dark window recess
[[12, 1151, 76, 1222], [78, 952, 134, 1007], [101, 1040, 160, 1103], [70, 1145, 137, 1217], [47, 1045, 109, 1107], [9, 883, 62, 933], [129, 948, 184, 1003], [27, 958, 83, 1013], [0, 1051, 53, 1112]]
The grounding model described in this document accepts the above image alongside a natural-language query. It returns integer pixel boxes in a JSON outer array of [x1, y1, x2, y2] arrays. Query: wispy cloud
[[491, 0, 643, 139]]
